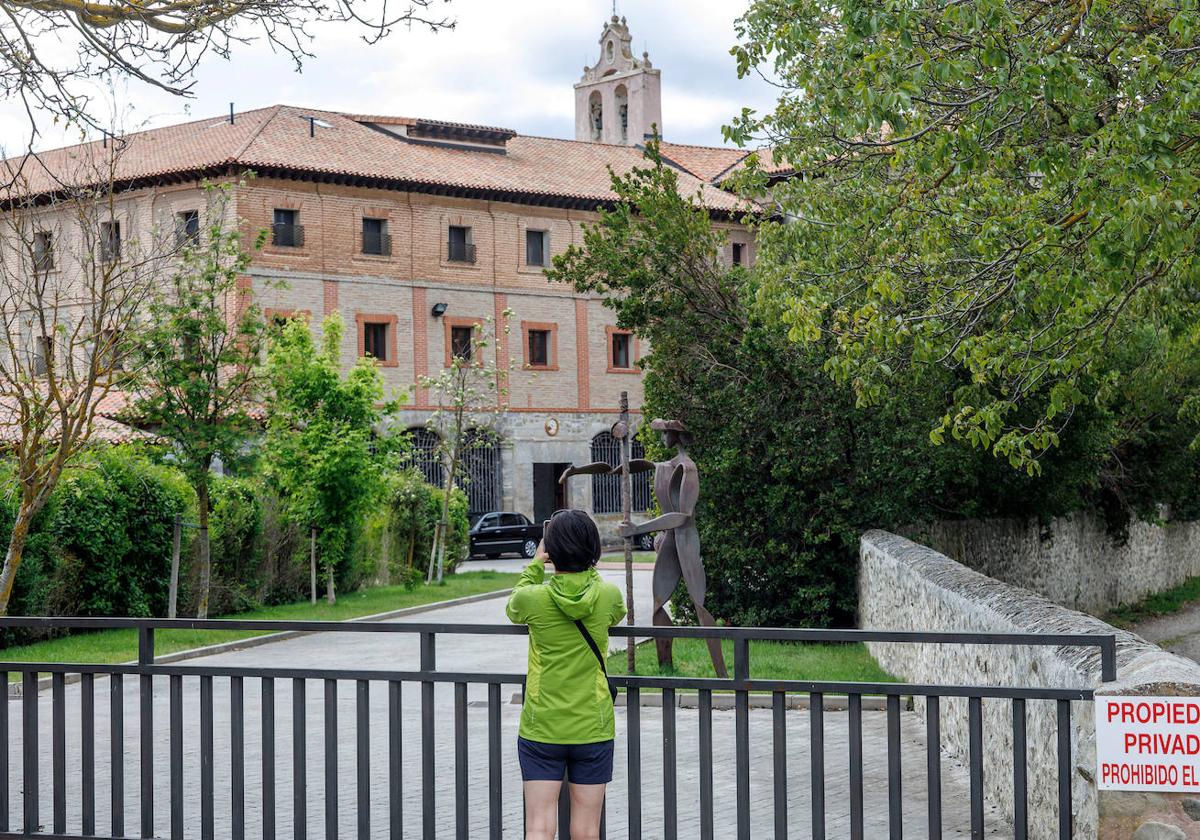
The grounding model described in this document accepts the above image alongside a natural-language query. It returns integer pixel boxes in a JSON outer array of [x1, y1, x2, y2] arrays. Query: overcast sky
[[1, 0, 778, 154]]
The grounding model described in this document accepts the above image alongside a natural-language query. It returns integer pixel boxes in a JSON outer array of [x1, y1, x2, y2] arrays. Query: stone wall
[[859, 530, 1200, 840], [906, 513, 1200, 615]]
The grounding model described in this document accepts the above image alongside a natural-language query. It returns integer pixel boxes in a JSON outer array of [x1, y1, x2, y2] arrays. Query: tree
[[132, 181, 266, 619], [728, 1, 1200, 474], [0, 0, 453, 140], [264, 313, 394, 602], [418, 311, 510, 584], [0, 143, 172, 614], [549, 140, 1137, 626]]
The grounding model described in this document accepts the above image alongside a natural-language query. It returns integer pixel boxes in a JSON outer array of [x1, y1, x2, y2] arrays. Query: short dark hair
[[544, 509, 601, 573]]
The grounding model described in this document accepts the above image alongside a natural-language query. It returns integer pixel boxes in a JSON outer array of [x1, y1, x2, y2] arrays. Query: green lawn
[[0, 571, 518, 669], [606, 638, 897, 685], [599, 550, 656, 564], [1107, 574, 1200, 628]]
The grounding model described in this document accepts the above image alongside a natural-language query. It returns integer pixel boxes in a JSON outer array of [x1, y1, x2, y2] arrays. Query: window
[[32, 231, 53, 272], [272, 208, 303, 247], [31, 334, 50, 377], [362, 217, 390, 256], [176, 210, 200, 247], [96, 329, 123, 372], [525, 229, 547, 267], [447, 225, 475, 263], [100, 221, 121, 263], [591, 431, 653, 514], [404, 427, 444, 487], [363, 322, 389, 361], [732, 243, 745, 266], [451, 325, 474, 361], [610, 330, 633, 370], [528, 329, 550, 367]]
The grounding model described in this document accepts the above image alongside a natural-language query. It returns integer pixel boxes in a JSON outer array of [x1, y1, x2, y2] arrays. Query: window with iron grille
[[362, 218, 390, 256], [100, 221, 121, 263], [362, 321, 389, 362], [525, 229, 547, 267], [405, 427, 444, 488], [31, 335, 50, 377], [451, 325, 474, 362], [611, 331, 633, 369], [447, 225, 475, 263], [458, 429, 501, 515], [591, 431, 653, 514], [176, 210, 200, 247], [527, 329, 550, 368], [272, 209, 303, 247], [32, 231, 53, 272], [732, 242, 745, 266]]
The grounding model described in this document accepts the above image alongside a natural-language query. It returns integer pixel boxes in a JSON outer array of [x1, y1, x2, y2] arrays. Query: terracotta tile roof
[[716, 147, 798, 184], [0, 394, 158, 445], [4, 105, 753, 214], [657, 141, 751, 183]]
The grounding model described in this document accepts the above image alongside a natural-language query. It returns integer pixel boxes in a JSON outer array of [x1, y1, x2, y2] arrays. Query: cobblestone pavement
[[5, 569, 1010, 837]]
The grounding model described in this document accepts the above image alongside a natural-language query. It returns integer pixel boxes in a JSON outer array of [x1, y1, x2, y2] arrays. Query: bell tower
[[574, 16, 662, 145]]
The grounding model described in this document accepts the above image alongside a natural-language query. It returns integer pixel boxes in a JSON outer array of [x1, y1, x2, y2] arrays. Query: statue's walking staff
[[559, 412, 727, 678]]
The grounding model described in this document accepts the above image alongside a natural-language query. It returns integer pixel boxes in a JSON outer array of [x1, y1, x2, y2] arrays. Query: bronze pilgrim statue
[[559, 418, 727, 678]]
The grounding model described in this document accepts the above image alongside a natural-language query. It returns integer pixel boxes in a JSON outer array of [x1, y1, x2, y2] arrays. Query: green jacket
[[506, 559, 626, 744]]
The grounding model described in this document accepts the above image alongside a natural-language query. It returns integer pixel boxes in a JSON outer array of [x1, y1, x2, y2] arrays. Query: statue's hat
[[650, 418, 688, 433]]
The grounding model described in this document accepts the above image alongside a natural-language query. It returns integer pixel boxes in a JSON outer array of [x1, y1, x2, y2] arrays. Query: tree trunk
[[310, 527, 317, 605], [0, 505, 36, 616], [326, 560, 336, 604], [195, 479, 212, 620]]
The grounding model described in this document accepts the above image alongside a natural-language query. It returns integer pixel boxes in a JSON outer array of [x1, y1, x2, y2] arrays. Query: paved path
[[5, 569, 1010, 837], [1127, 602, 1200, 664]]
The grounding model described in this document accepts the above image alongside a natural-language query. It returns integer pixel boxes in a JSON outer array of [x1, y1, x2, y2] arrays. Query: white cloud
[[0, 0, 777, 153]]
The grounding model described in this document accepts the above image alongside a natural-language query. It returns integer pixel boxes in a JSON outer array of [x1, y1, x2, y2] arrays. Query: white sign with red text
[[1095, 696, 1200, 791]]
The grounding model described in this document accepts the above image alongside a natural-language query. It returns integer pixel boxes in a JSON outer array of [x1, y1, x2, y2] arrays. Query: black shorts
[[517, 736, 615, 784]]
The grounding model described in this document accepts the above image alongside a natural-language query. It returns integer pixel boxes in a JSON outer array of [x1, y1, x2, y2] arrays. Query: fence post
[[1094, 663, 1200, 840], [168, 515, 181, 619]]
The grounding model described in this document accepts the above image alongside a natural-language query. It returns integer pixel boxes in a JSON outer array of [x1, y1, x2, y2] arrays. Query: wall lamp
[[431, 302, 449, 318]]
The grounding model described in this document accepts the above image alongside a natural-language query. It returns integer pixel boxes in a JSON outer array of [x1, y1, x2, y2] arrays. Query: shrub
[[378, 470, 469, 584]]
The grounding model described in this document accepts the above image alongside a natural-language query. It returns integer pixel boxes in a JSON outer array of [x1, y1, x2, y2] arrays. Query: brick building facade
[[3, 17, 761, 541]]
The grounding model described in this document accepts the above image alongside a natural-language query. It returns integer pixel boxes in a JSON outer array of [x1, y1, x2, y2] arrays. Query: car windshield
[[468, 512, 490, 528]]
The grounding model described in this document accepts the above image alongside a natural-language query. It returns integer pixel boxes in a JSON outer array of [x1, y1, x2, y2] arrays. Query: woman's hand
[[536, 540, 551, 566]]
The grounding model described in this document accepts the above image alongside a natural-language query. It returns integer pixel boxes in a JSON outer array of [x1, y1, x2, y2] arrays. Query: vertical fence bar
[[201, 674, 215, 840], [698, 688, 714, 840], [111, 673, 124, 837], [22, 671, 38, 836], [357, 680, 370, 840], [772, 692, 788, 840], [455, 682, 468, 840], [848, 693, 864, 840], [1012, 698, 1027, 840], [389, 681, 402, 840], [169, 675, 183, 840], [324, 679, 338, 839], [262, 677, 276, 840], [0, 670, 6, 833], [232, 676, 245, 840], [52, 672, 65, 833], [138, 627, 154, 840], [81, 672, 95, 836], [887, 693, 902, 839], [662, 687, 677, 840], [1056, 700, 1072, 840], [487, 682, 501, 840], [293, 679, 307, 840], [926, 696, 942, 840], [627, 685, 641, 840], [968, 696, 984, 838], [140, 671, 154, 839], [0, 670, 7, 833], [810, 691, 823, 840], [421, 633, 436, 840], [734, 639, 750, 840]]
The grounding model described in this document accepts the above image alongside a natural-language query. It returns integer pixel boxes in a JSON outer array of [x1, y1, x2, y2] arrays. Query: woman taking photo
[[506, 509, 626, 840]]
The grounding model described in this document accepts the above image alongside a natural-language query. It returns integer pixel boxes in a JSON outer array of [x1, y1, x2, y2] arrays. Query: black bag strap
[[572, 618, 609, 677]]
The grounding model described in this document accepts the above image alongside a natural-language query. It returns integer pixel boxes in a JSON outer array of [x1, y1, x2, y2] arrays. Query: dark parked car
[[468, 512, 544, 559]]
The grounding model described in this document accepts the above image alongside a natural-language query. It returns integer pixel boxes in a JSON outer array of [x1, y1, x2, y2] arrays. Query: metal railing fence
[[0, 618, 1116, 840]]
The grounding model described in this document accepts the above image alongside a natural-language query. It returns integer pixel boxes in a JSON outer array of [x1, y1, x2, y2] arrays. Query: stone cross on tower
[[574, 16, 662, 146]]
